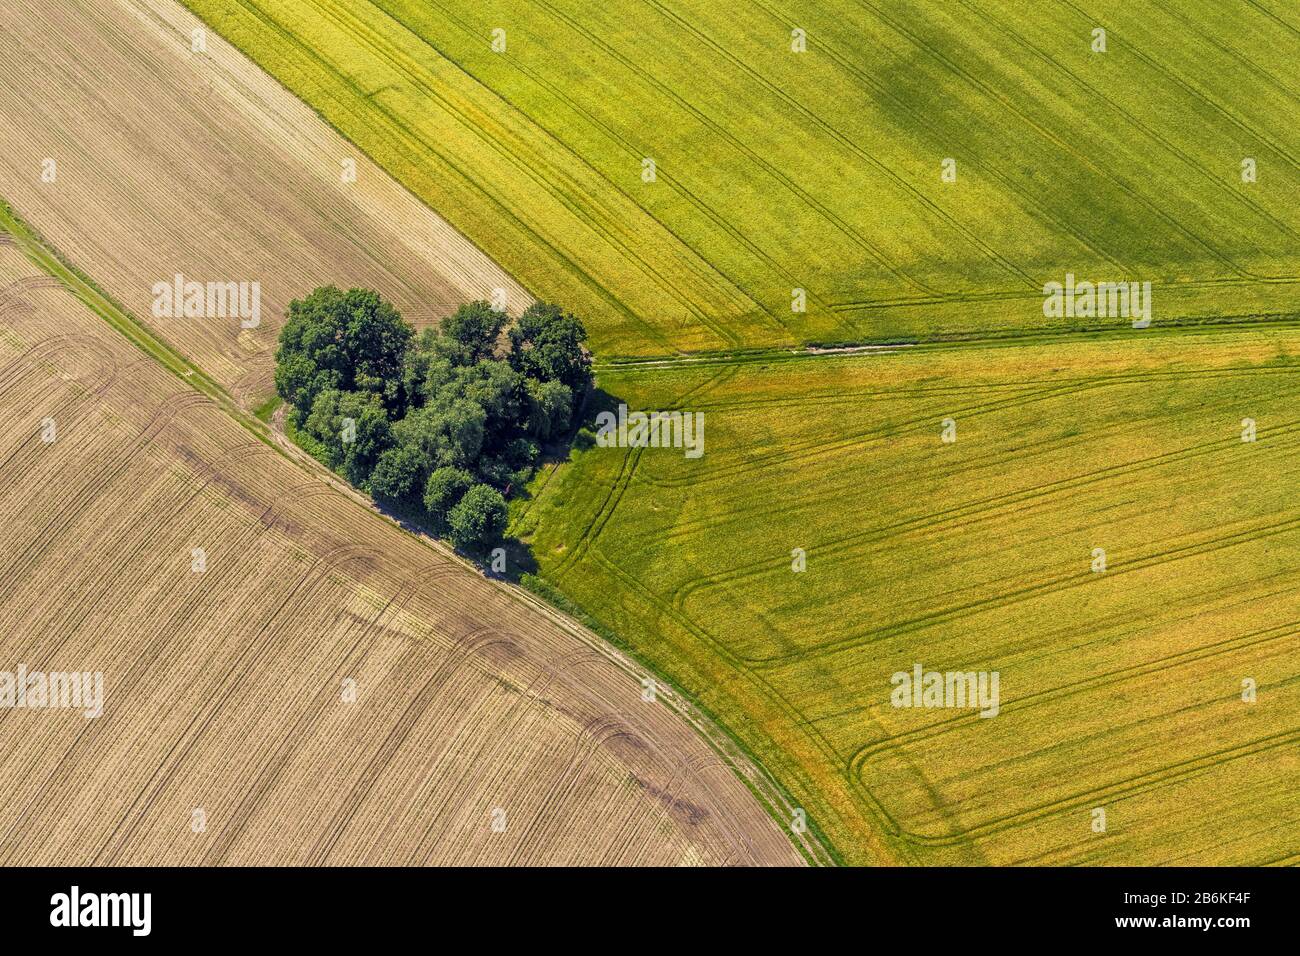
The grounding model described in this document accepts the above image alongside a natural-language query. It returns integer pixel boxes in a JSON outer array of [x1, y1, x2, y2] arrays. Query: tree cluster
[[274, 287, 590, 554]]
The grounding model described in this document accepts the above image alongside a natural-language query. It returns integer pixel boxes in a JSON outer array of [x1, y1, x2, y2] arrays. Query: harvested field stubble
[[0, 238, 805, 865]]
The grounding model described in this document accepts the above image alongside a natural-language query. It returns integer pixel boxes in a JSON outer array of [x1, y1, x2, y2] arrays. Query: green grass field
[[190, 0, 1300, 863]]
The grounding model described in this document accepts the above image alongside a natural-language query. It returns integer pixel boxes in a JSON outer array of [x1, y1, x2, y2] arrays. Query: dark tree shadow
[[368, 383, 628, 585], [490, 384, 624, 583]]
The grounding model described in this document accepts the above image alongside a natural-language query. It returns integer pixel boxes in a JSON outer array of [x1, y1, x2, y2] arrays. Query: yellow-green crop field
[[516, 331, 1300, 863], [189, 0, 1300, 863], [185, 0, 1300, 356]]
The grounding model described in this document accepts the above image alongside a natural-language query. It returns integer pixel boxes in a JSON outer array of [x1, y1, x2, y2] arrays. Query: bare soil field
[[0, 238, 804, 865], [0, 0, 532, 407]]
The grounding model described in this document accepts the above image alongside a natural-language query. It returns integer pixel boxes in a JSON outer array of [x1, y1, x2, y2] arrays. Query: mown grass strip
[[0, 198, 290, 461]]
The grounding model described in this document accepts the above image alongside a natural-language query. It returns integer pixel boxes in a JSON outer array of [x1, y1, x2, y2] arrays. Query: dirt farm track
[[0, 0, 532, 408]]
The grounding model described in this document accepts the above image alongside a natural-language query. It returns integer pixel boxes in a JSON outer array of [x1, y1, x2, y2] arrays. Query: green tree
[[447, 483, 509, 553], [303, 389, 391, 486], [423, 466, 475, 529], [508, 302, 592, 392], [369, 443, 428, 505], [275, 286, 413, 419], [458, 360, 524, 453], [393, 399, 487, 471], [274, 352, 340, 426], [524, 378, 573, 442], [400, 327, 441, 409], [435, 300, 504, 367]]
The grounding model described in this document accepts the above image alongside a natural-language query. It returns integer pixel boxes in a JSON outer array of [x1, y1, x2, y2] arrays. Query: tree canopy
[[276, 289, 590, 555], [275, 286, 413, 414], [508, 302, 592, 393]]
